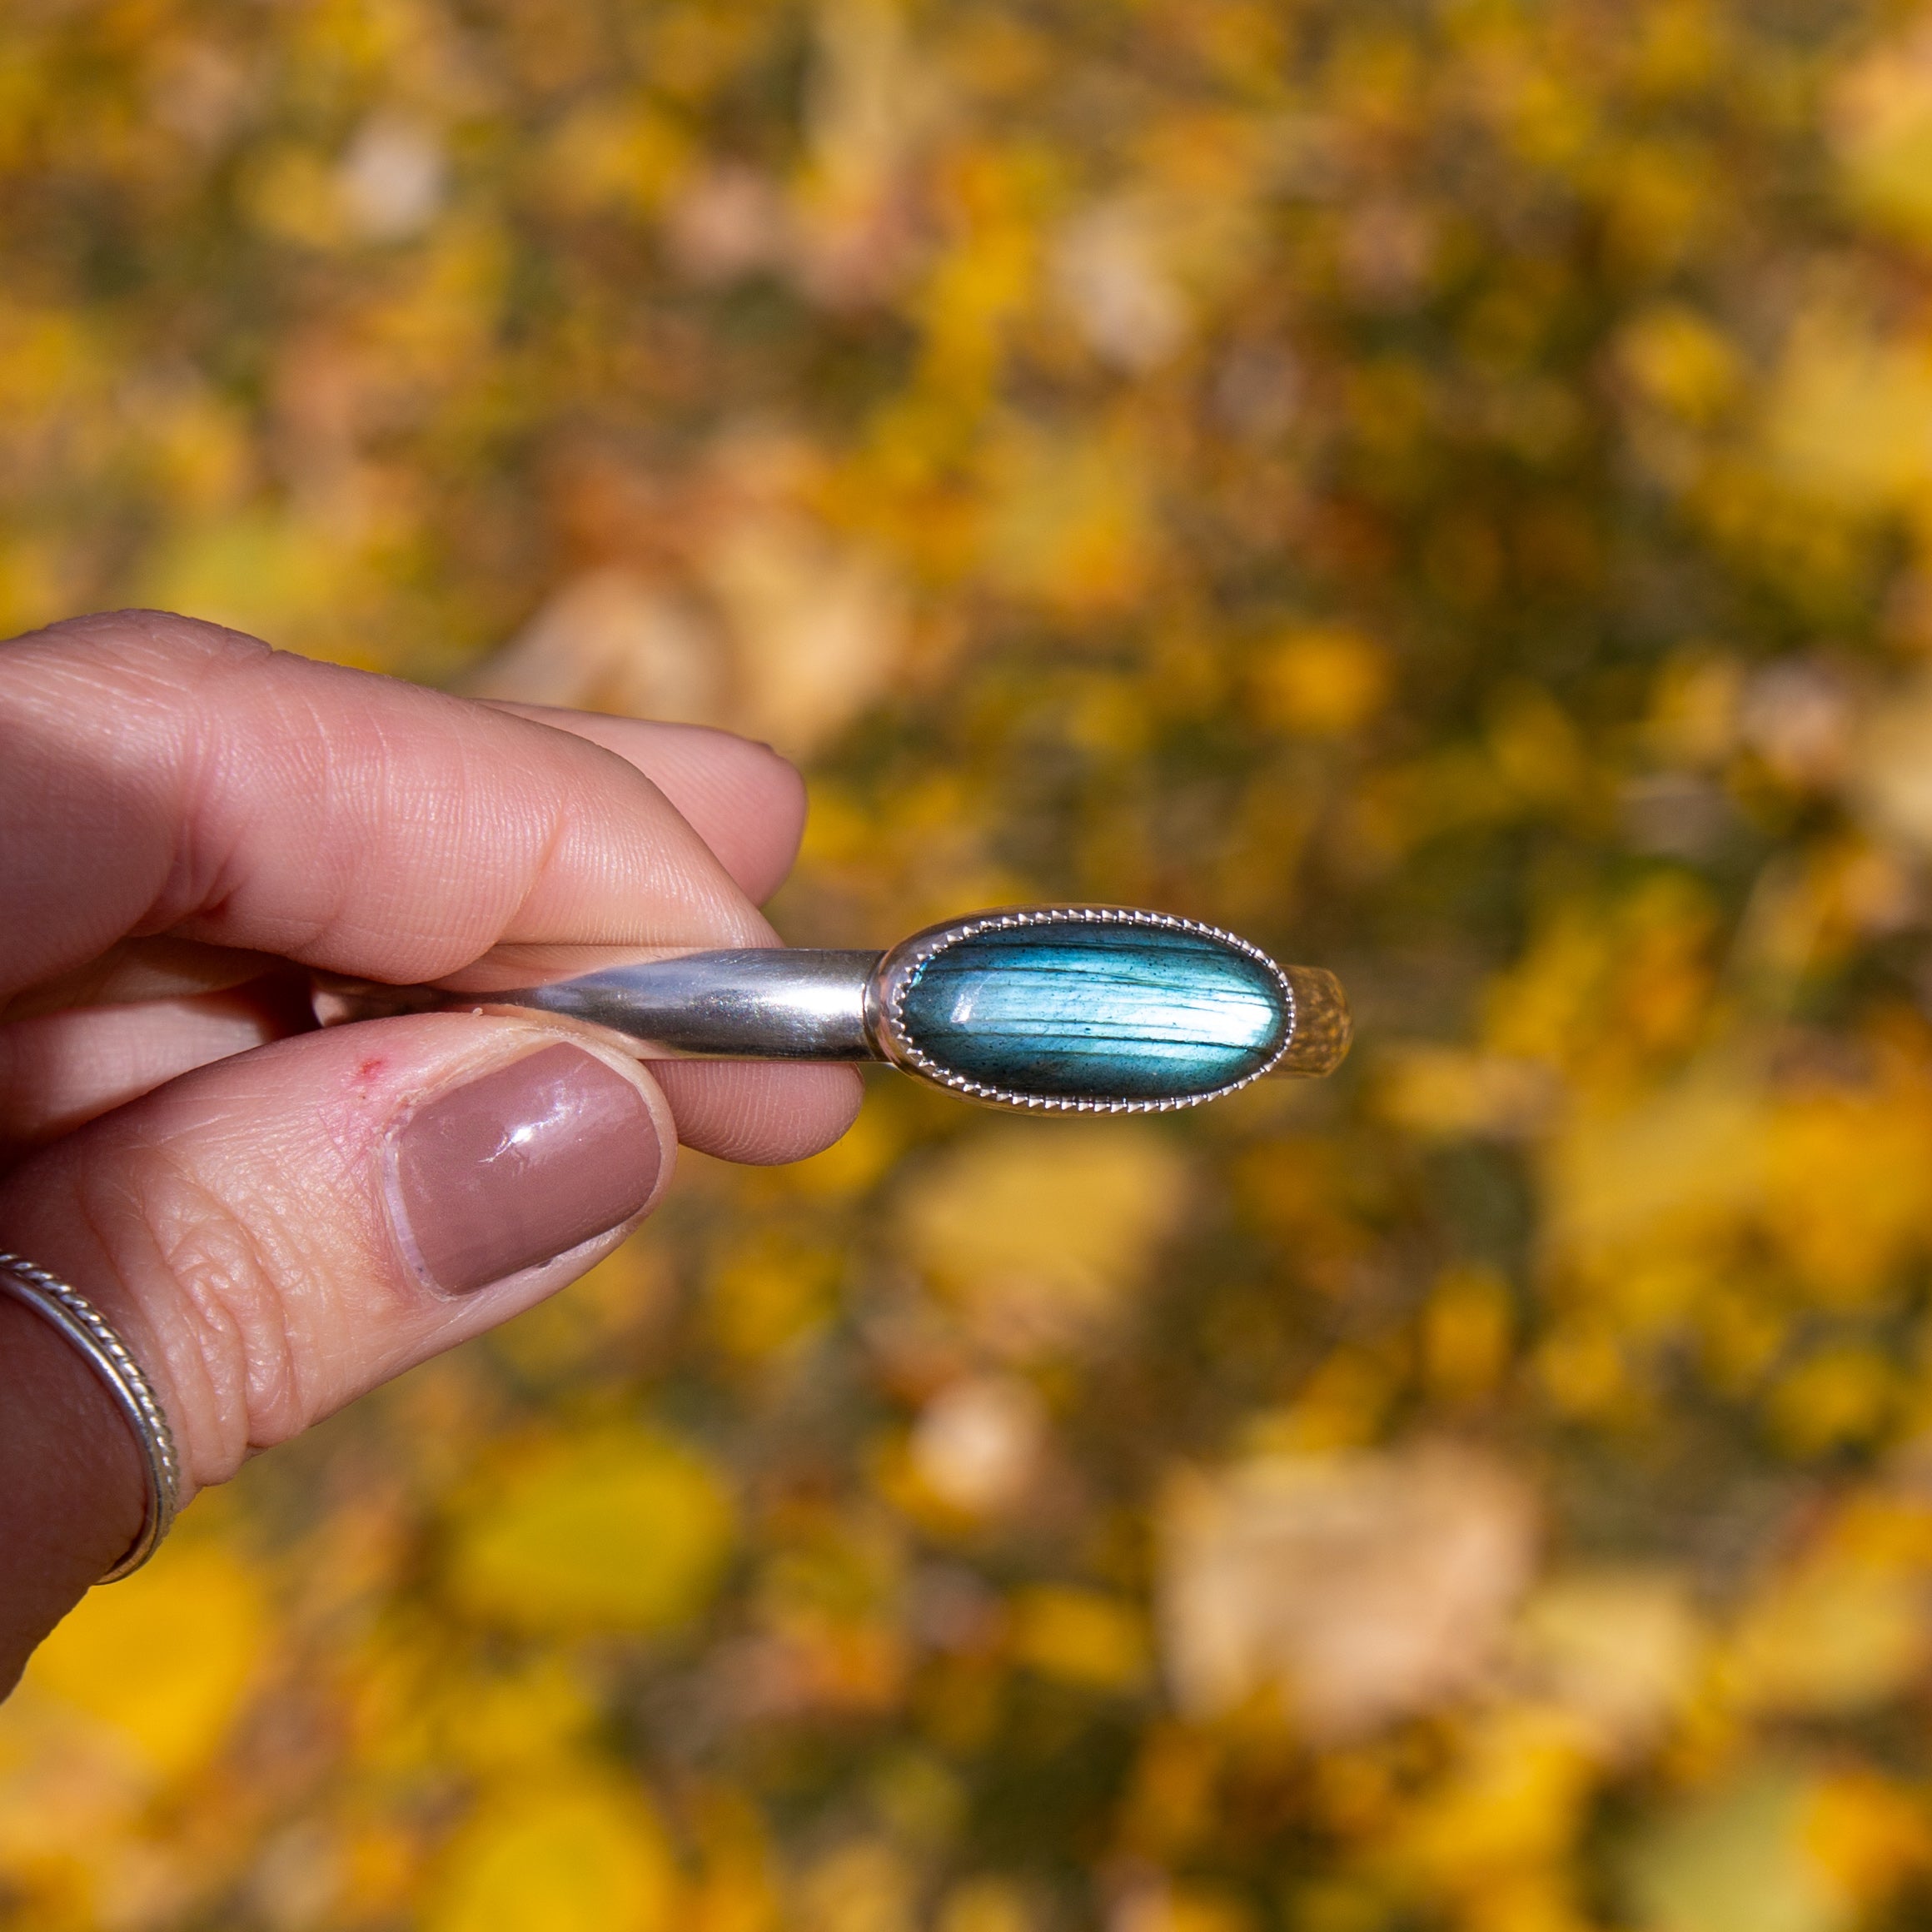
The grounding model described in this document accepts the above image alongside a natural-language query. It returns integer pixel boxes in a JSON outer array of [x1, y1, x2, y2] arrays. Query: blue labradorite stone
[[899, 922, 1287, 1102]]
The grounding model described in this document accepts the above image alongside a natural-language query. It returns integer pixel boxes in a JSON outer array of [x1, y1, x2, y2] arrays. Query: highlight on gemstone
[[894, 915, 1294, 1103]]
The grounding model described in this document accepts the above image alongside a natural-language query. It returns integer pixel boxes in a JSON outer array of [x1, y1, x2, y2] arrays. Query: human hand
[[0, 610, 862, 1687]]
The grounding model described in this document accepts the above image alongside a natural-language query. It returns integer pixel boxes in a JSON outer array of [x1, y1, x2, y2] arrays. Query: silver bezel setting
[[867, 905, 1297, 1114]]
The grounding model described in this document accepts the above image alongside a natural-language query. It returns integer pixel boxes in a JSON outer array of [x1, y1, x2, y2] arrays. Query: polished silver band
[[0, 1252, 181, 1581]]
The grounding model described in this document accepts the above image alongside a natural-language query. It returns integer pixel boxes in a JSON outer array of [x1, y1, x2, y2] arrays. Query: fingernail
[[389, 1043, 660, 1295]]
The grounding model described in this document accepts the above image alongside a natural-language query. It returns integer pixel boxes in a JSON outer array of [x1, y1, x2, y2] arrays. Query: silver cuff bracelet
[[315, 904, 1353, 1114], [0, 1253, 181, 1581]]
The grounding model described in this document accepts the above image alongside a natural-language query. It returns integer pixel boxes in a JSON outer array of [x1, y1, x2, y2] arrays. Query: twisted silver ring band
[[0, 1252, 180, 1581]]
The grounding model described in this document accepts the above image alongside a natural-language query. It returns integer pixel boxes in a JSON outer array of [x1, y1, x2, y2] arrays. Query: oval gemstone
[[898, 920, 1288, 1103]]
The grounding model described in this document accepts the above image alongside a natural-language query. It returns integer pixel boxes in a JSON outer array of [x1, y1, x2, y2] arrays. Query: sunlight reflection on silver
[[313, 908, 1350, 1113]]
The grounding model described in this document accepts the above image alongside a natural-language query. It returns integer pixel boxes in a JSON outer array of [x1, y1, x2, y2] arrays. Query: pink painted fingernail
[[389, 1043, 660, 1295]]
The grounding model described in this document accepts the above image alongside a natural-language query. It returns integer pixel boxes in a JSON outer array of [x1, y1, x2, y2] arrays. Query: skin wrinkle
[[0, 628, 233, 971], [173, 1198, 297, 1456], [134, 1107, 384, 1474], [488, 707, 809, 905], [202, 675, 357, 944], [485, 733, 752, 954], [130, 1151, 292, 1475], [498, 729, 691, 941], [520, 769, 727, 945], [615, 732, 807, 904], [67, 1059, 336, 1486], [29, 615, 245, 733], [112, 623, 284, 941], [498, 720, 773, 949], [179, 672, 465, 966], [286, 680, 373, 956], [150, 644, 258, 936], [290, 729, 456, 973], [495, 751, 583, 944]]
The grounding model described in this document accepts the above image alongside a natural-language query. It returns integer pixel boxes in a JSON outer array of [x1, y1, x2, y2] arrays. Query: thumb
[[0, 1013, 675, 1499]]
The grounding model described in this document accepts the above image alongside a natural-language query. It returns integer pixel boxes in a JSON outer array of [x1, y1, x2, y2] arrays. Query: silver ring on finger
[[0, 1252, 181, 1581]]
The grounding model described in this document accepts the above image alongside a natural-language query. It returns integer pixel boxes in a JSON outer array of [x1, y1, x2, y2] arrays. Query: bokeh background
[[12, 1, 1932, 1927]]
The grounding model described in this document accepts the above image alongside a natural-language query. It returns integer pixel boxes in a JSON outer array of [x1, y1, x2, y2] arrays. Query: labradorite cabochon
[[898, 920, 1289, 1103]]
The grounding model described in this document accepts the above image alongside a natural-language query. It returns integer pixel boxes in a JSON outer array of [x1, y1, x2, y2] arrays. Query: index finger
[[0, 611, 776, 1004]]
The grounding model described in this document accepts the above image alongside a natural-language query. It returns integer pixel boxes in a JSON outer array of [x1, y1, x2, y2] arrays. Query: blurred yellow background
[[8, 1, 1932, 1927]]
